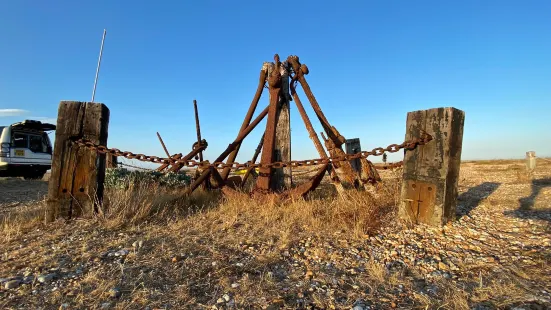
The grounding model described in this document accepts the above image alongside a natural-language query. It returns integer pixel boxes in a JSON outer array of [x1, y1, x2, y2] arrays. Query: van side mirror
[[47, 146, 53, 154]]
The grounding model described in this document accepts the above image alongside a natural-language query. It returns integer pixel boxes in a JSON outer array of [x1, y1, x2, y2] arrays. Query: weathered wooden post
[[46, 101, 109, 222], [526, 151, 536, 173], [272, 59, 292, 190], [345, 138, 362, 173], [399, 107, 465, 226]]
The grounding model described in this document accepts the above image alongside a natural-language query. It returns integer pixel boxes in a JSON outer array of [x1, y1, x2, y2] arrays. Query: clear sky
[[1, 0, 550, 167]]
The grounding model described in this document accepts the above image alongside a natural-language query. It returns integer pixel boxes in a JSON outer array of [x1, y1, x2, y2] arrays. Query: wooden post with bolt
[[46, 101, 110, 222], [399, 107, 465, 226]]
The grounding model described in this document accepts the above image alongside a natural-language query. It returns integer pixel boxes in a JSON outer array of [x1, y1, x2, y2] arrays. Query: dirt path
[[0, 177, 49, 215]]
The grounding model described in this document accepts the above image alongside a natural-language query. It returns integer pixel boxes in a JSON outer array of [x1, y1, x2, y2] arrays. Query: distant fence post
[[399, 107, 465, 226], [46, 101, 110, 222], [106, 153, 118, 168], [526, 151, 536, 173]]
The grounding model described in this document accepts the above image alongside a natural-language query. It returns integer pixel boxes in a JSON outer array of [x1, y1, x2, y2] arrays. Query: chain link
[[374, 161, 404, 170], [71, 132, 431, 170]]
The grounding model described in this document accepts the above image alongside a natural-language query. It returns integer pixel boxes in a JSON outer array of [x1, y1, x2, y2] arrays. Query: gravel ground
[[0, 176, 49, 218], [0, 161, 550, 309]]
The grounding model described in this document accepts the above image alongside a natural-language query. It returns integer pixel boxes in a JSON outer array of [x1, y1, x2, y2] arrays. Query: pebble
[[4, 279, 21, 289], [23, 276, 34, 284], [37, 274, 56, 284], [114, 249, 129, 257], [231, 283, 240, 288], [352, 299, 368, 310], [109, 287, 122, 299]]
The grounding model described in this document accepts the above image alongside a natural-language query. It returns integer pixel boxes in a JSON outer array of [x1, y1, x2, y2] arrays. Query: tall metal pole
[[193, 99, 204, 162], [156, 132, 171, 158], [91, 29, 107, 103]]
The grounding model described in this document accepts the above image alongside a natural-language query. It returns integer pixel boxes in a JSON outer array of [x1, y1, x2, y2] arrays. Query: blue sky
[[1, 0, 550, 167]]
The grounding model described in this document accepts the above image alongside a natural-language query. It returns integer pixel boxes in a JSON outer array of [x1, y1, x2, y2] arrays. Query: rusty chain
[[71, 132, 431, 170], [374, 161, 404, 170]]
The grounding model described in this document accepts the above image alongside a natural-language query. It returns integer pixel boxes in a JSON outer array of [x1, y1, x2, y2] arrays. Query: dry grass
[[1, 160, 550, 309]]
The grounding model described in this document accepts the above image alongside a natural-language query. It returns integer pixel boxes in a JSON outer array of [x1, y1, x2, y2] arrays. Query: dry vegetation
[[0, 159, 550, 309]]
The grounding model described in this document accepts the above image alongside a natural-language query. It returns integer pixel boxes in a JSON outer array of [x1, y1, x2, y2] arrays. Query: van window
[[12, 132, 51, 153], [13, 133, 28, 148], [29, 135, 49, 153]]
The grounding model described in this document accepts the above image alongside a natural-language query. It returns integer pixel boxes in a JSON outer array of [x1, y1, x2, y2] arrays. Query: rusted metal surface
[[71, 55, 437, 200], [209, 167, 224, 188], [321, 132, 357, 186], [74, 132, 431, 171], [287, 55, 345, 147], [291, 82, 344, 193], [156, 131, 188, 172], [215, 105, 269, 163], [186, 105, 270, 194], [360, 158, 382, 185], [283, 163, 329, 199], [193, 100, 204, 162], [403, 179, 437, 224], [157, 132, 171, 158], [288, 55, 358, 190], [291, 81, 328, 163], [374, 161, 404, 170], [168, 142, 207, 173], [157, 153, 182, 172], [255, 55, 282, 192], [221, 66, 268, 181]]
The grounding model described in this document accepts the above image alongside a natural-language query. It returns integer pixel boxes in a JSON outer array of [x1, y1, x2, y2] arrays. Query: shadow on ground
[[504, 177, 551, 225], [457, 182, 501, 219], [518, 177, 551, 209]]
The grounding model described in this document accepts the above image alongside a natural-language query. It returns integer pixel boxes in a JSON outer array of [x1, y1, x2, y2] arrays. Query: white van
[[0, 120, 56, 179]]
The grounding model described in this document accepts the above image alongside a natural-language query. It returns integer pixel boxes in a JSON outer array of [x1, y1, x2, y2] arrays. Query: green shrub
[[105, 167, 191, 189]]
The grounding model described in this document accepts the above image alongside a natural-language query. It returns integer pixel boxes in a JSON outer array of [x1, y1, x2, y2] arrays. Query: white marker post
[[91, 29, 107, 103]]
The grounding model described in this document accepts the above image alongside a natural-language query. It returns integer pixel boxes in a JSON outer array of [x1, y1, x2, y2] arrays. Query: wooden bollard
[[345, 138, 362, 173], [106, 153, 118, 168], [526, 151, 536, 173], [273, 61, 292, 190], [46, 101, 110, 222], [399, 107, 465, 226]]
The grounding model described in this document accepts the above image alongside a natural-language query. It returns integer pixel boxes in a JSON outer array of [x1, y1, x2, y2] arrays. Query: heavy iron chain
[[71, 132, 432, 170], [375, 161, 404, 170]]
